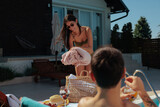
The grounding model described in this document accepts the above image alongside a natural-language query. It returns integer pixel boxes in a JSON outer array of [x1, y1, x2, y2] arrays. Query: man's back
[[78, 46, 156, 107], [78, 97, 140, 107]]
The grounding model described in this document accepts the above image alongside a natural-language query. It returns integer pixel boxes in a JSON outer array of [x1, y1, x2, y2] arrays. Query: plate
[[43, 99, 69, 107], [43, 100, 50, 104], [58, 99, 69, 107]]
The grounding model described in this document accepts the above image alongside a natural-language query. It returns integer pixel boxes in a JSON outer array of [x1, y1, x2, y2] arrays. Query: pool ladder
[[126, 69, 160, 103]]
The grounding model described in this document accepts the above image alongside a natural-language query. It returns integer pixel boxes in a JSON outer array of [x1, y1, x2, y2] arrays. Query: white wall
[[103, 8, 111, 45], [53, 0, 107, 10], [131, 53, 142, 65]]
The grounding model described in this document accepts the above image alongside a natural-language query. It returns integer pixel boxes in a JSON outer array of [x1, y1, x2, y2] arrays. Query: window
[[79, 11, 91, 27], [52, 7, 65, 27], [67, 9, 78, 20]]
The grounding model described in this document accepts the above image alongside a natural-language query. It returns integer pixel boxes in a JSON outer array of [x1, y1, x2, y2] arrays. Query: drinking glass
[[59, 86, 70, 107], [123, 85, 138, 101], [123, 72, 138, 101]]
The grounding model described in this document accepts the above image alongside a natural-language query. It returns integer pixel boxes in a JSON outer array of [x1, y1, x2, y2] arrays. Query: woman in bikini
[[58, 14, 93, 76]]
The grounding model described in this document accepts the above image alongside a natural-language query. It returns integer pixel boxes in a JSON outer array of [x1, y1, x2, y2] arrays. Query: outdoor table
[[42, 99, 78, 107], [67, 103, 78, 107]]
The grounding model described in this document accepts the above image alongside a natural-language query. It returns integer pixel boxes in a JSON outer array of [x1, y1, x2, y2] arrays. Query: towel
[[21, 97, 49, 107], [68, 74, 77, 79], [6, 94, 21, 107], [61, 47, 91, 67]]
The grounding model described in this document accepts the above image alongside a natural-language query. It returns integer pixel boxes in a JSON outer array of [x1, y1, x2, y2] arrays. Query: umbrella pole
[[55, 51, 58, 66]]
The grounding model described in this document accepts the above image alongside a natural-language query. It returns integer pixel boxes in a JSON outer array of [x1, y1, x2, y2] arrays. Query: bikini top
[[73, 27, 88, 46], [74, 39, 88, 46]]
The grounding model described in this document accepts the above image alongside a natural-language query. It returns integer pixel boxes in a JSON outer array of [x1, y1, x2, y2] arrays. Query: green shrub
[[24, 67, 36, 76], [14, 72, 24, 77], [0, 67, 15, 82]]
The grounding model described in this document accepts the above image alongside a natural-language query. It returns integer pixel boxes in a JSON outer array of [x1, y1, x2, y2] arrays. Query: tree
[[121, 22, 133, 52], [133, 17, 152, 39], [158, 25, 160, 38], [111, 24, 120, 48]]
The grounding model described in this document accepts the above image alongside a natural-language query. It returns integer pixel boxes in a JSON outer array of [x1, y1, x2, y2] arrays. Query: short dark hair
[[91, 46, 124, 89]]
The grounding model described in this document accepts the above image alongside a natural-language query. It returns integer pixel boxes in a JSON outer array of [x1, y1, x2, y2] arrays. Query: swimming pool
[[133, 94, 160, 107]]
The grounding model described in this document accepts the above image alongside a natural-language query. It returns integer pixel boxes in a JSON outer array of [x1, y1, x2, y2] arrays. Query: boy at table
[[78, 46, 157, 107]]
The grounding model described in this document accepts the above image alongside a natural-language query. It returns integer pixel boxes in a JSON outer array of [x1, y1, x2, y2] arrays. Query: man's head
[[91, 46, 124, 89]]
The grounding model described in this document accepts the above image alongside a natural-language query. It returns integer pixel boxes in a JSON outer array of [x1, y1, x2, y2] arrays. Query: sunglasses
[[66, 23, 74, 29]]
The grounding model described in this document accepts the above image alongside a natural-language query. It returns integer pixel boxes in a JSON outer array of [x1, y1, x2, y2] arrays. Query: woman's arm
[[69, 34, 74, 49], [81, 27, 93, 54]]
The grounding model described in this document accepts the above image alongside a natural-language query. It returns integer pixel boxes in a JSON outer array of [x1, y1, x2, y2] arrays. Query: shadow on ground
[[1, 68, 160, 101]]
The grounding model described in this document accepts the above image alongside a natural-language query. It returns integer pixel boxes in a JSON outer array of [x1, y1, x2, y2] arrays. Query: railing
[[133, 70, 160, 103], [126, 70, 160, 103]]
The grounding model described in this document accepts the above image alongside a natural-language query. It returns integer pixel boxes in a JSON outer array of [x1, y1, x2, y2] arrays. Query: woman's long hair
[[57, 14, 81, 50]]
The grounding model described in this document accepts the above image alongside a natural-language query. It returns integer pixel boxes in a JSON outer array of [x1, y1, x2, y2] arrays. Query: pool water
[[136, 98, 160, 107]]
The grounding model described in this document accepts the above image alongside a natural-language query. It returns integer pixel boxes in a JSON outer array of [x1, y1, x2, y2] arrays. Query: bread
[[49, 95, 64, 105]]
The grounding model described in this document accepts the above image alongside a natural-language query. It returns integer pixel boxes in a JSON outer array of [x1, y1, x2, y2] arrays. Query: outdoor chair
[[0, 91, 9, 107], [32, 59, 75, 87]]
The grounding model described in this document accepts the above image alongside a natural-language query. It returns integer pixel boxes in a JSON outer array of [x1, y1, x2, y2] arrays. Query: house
[[0, 0, 129, 73], [52, 0, 129, 51], [0, 0, 129, 57]]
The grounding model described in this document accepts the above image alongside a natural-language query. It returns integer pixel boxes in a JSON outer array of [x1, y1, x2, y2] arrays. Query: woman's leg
[[75, 63, 91, 76], [86, 63, 91, 73], [75, 65, 85, 76]]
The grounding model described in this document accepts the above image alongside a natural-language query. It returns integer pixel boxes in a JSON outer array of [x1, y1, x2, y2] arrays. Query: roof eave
[[104, 0, 129, 23]]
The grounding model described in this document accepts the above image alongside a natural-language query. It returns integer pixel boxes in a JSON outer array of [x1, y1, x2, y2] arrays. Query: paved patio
[[0, 67, 160, 102], [0, 78, 63, 101]]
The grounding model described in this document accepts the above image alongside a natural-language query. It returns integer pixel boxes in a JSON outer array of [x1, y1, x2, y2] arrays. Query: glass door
[[79, 11, 91, 27], [52, 7, 65, 27], [92, 12, 102, 51], [67, 9, 79, 20]]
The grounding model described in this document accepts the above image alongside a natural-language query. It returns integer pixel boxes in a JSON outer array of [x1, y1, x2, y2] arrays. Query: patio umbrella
[[50, 12, 63, 55]]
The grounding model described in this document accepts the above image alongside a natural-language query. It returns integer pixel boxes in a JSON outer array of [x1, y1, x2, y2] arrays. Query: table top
[[42, 99, 78, 107], [67, 103, 78, 107]]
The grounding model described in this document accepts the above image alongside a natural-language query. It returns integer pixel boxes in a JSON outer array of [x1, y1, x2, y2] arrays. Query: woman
[[58, 14, 93, 76]]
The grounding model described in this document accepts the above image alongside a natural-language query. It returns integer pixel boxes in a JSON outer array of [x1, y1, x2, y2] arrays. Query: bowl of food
[[43, 95, 69, 107]]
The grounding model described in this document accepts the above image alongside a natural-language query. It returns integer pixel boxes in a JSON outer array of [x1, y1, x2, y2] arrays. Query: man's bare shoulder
[[123, 100, 140, 107], [78, 97, 93, 107]]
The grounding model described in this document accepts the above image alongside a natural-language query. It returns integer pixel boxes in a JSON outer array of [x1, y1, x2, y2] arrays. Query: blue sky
[[111, 0, 160, 38]]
